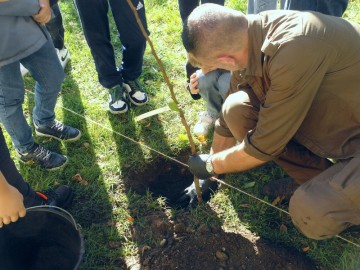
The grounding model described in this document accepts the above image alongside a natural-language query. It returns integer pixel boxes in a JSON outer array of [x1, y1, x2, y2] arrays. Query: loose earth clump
[[124, 156, 317, 270]]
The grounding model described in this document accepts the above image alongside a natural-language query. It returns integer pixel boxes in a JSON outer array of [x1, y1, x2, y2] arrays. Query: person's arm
[[211, 138, 266, 175], [0, 171, 26, 228], [0, 0, 40, 16]]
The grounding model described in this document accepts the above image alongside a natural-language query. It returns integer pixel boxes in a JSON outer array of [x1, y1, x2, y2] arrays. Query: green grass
[[5, 0, 360, 269]]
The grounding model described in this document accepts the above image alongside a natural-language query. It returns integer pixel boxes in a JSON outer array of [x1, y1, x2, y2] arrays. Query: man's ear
[[217, 55, 236, 66]]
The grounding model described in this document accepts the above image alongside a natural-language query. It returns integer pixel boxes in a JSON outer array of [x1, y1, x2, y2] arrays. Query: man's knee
[[221, 91, 258, 140], [289, 188, 349, 240]]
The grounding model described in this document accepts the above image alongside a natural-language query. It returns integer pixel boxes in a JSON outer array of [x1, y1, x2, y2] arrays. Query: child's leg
[[0, 61, 35, 153], [198, 69, 231, 118], [194, 69, 229, 137], [21, 40, 64, 126]]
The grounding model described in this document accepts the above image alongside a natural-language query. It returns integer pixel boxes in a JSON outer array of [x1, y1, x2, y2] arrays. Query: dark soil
[[142, 232, 316, 270], [124, 156, 317, 270]]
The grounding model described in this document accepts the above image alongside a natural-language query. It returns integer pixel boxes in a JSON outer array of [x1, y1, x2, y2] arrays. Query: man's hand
[[0, 182, 26, 228], [175, 179, 218, 208], [188, 154, 215, 179], [32, 0, 51, 25]]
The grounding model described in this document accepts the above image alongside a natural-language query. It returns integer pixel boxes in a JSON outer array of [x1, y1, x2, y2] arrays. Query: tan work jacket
[[216, 10, 360, 161]]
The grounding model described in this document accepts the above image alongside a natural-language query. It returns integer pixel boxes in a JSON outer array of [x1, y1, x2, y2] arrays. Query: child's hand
[[0, 173, 26, 228], [32, 0, 51, 25], [189, 72, 200, 95]]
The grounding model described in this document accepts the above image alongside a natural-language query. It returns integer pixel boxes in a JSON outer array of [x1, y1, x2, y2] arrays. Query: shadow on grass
[[21, 64, 126, 268]]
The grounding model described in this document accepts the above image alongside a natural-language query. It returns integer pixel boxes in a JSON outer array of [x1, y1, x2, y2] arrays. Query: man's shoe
[[17, 143, 68, 171], [20, 64, 29, 77], [193, 111, 216, 137], [35, 185, 74, 209], [34, 120, 81, 142], [109, 85, 128, 114], [262, 177, 300, 200], [123, 79, 149, 106], [56, 47, 70, 69]]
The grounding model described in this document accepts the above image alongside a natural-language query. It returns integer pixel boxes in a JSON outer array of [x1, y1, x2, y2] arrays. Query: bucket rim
[[26, 205, 78, 229]]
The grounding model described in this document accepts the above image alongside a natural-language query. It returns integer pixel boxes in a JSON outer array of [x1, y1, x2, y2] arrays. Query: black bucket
[[0, 206, 84, 270]]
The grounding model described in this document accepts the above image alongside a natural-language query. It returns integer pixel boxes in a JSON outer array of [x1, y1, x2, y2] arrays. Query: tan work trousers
[[222, 90, 360, 239]]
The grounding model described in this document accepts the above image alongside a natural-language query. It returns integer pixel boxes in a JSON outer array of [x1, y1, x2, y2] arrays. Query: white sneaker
[[20, 64, 29, 77], [193, 111, 216, 137], [56, 48, 70, 69]]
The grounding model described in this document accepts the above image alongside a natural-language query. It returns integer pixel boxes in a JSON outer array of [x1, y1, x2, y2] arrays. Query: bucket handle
[[26, 205, 79, 229]]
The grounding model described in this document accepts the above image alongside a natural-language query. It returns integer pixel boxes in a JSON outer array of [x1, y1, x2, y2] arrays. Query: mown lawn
[[6, 0, 360, 269]]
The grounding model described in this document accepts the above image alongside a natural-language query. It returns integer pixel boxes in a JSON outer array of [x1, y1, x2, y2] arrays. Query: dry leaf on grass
[[126, 215, 135, 223], [141, 245, 151, 256], [108, 241, 121, 249], [279, 224, 288, 233], [72, 173, 89, 186], [271, 195, 285, 206], [302, 246, 310, 253]]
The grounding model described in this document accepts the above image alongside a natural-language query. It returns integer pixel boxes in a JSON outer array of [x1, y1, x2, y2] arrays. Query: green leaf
[[243, 181, 256, 189], [168, 101, 179, 112], [178, 134, 189, 141]]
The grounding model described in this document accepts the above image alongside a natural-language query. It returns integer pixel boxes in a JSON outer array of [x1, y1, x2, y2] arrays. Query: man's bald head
[[182, 4, 248, 60]]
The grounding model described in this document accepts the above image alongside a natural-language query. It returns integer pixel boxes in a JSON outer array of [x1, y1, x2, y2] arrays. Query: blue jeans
[[247, 0, 283, 14], [197, 70, 231, 119], [283, 0, 349, 17], [0, 39, 64, 153], [73, 0, 149, 88], [178, 0, 225, 23]]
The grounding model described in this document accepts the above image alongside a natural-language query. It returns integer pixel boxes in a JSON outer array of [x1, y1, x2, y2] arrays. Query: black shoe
[[109, 85, 128, 114], [262, 177, 300, 200], [123, 79, 149, 106], [34, 120, 81, 142], [174, 179, 218, 208], [35, 185, 74, 209], [17, 143, 68, 171]]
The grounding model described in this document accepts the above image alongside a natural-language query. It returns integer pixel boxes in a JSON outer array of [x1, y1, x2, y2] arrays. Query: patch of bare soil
[[142, 232, 316, 270], [125, 156, 317, 270]]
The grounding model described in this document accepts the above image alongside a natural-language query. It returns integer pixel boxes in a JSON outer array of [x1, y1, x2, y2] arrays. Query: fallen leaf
[[302, 246, 310, 253], [141, 245, 151, 256], [197, 135, 206, 142], [126, 215, 135, 223], [72, 173, 89, 186], [108, 241, 121, 249], [279, 224, 288, 233], [271, 195, 285, 206]]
